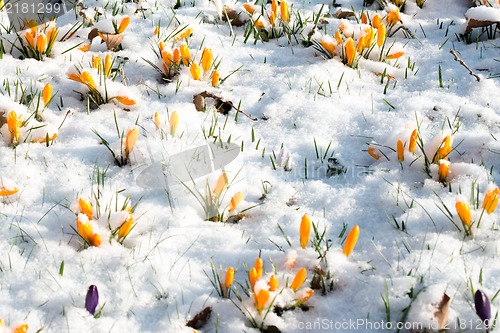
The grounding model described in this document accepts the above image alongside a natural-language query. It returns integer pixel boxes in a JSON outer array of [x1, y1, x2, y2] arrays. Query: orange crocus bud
[[254, 258, 263, 278], [377, 23, 386, 48], [78, 197, 93, 220], [372, 14, 382, 29], [190, 63, 201, 80], [344, 38, 356, 67], [482, 185, 500, 214], [180, 44, 190, 66], [254, 289, 270, 313], [117, 16, 130, 34], [397, 139, 404, 161], [409, 129, 418, 153], [42, 83, 52, 105], [36, 33, 47, 53], [213, 172, 228, 199], [225, 267, 234, 289], [211, 70, 220, 87], [343, 224, 359, 257], [201, 48, 213, 72], [269, 275, 278, 291], [456, 196, 472, 229], [300, 213, 311, 249], [290, 268, 306, 291], [249, 267, 258, 289], [125, 126, 139, 158], [280, 0, 289, 22], [368, 146, 381, 160], [437, 159, 450, 183], [114, 96, 136, 106], [228, 191, 243, 212]]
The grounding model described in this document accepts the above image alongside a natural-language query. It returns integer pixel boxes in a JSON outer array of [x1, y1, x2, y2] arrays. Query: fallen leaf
[[98, 32, 125, 50], [186, 306, 212, 329], [222, 6, 247, 27], [433, 293, 451, 330]]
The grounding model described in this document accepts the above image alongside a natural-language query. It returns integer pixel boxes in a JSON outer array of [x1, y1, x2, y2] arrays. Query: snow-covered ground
[[1, 0, 500, 331]]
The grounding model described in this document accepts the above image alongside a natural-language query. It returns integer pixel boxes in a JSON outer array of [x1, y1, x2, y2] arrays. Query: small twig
[[450, 49, 480, 81], [58, 110, 71, 130]]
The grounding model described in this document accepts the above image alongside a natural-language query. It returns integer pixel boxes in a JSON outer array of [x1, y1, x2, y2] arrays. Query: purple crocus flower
[[85, 285, 99, 315], [474, 289, 491, 328]]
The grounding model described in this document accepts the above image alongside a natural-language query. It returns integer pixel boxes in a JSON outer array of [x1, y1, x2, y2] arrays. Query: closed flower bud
[[455, 196, 472, 228], [254, 289, 270, 313], [201, 48, 213, 72], [117, 16, 130, 34], [409, 129, 418, 153], [438, 159, 450, 183], [299, 213, 311, 249], [474, 289, 491, 327], [42, 83, 52, 105], [290, 268, 306, 291], [190, 63, 201, 80], [269, 275, 278, 291], [180, 44, 190, 66], [280, 0, 289, 22], [228, 191, 243, 212], [169, 111, 179, 136], [85, 285, 99, 315], [125, 126, 139, 158], [211, 70, 220, 87], [343, 225, 359, 257], [397, 139, 404, 161], [254, 258, 263, 278], [225, 267, 234, 289], [482, 185, 500, 214]]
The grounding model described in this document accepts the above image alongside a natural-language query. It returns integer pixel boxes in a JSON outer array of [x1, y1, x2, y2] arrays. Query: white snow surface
[[0, 0, 500, 332]]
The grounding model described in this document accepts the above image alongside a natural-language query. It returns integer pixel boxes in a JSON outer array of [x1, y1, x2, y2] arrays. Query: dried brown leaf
[[222, 5, 247, 27], [99, 32, 125, 50], [464, 18, 499, 34], [333, 8, 355, 19], [193, 94, 205, 111], [186, 306, 212, 329], [433, 293, 451, 330]]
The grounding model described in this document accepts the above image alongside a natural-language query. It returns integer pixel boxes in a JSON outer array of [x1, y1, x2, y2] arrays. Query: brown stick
[[450, 49, 480, 82]]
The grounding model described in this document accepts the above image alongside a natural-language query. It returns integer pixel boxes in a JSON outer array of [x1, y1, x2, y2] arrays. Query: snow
[[1, 0, 500, 332]]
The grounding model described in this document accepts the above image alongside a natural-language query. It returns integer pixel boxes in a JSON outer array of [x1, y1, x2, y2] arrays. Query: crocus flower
[[269, 275, 278, 291], [118, 212, 134, 240], [356, 35, 366, 53], [409, 129, 418, 153], [368, 146, 381, 160], [344, 38, 356, 67], [7, 111, 21, 144], [104, 54, 112, 77], [85, 285, 99, 315], [482, 185, 500, 214], [300, 213, 311, 249], [249, 267, 258, 289], [92, 55, 101, 70], [114, 96, 136, 106], [175, 27, 193, 41], [213, 173, 228, 199], [296, 288, 314, 305], [387, 51, 405, 59], [78, 197, 93, 220], [25, 31, 35, 48], [343, 225, 359, 257], [190, 63, 201, 80], [212, 70, 220, 87], [361, 12, 368, 24], [243, 3, 255, 14], [173, 48, 181, 65], [154, 112, 161, 129], [280, 0, 289, 22], [290, 268, 306, 291], [455, 196, 472, 229], [372, 14, 382, 29], [180, 44, 190, 66], [36, 34, 47, 53], [13, 324, 28, 333], [320, 37, 336, 57], [254, 289, 270, 313], [169, 111, 179, 136], [228, 191, 243, 212], [125, 126, 139, 159], [474, 289, 491, 327], [117, 16, 130, 34], [162, 51, 173, 67], [386, 8, 401, 27], [335, 30, 343, 45], [377, 24, 386, 48], [225, 267, 234, 289], [0, 183, 18, 196], [76, 214, 101, 247], [42, 83, 52, 105], [254, 258, 263, 278], [271, 0, 278, 16], [438, 159, 450, 183], [269, 11, 276, 25], [397, 139, 404, 161], [201, 48, 213, 72]]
